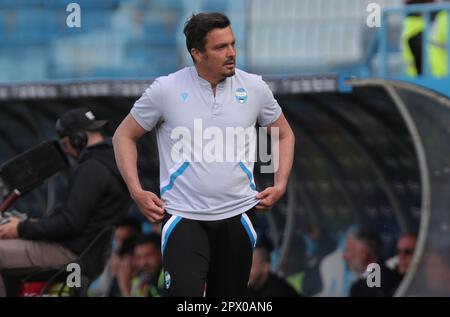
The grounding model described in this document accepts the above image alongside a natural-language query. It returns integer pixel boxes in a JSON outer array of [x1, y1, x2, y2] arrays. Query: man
[[343, 227, 399, 297], [108, 233, 138, 297], [388, 232, 417, 294], [117, 233, 164, 297], [396, 232, 417, 276], [429, 0, 449, 77], [0, 107, 131, 296], [247, 236, 299, 297], [113, 13, 295, 296], [401, 0, 435, 76], [90, 217, 142, 297], [112, 217, 141, 251]]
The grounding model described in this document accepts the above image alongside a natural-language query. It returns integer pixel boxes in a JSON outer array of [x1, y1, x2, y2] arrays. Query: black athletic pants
[[161, 208, 257, 297]]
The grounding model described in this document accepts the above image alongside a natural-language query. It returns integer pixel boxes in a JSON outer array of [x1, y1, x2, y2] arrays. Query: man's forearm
[[274, 133, 295, 190], [112, 133, 142, 196], [118, 277, 132, 297]]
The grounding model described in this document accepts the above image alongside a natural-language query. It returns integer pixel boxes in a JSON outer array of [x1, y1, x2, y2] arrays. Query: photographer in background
[[0, 108, 131, 296], [401, 0, 436, 76]]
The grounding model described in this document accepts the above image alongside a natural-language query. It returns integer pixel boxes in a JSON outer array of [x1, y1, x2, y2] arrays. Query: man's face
[[343, 235, 368, 274], [114, 226, 137, 252], [134, 243, 161, 276], [59, 136, 78, 159], [248, 248, 270, 288], [194, 26, 236, 79], [397, 235, 416, 274]]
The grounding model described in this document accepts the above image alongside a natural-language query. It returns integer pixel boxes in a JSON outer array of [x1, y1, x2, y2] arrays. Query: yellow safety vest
[[401, 16, 425, 77], [429, 11, 449, 77]]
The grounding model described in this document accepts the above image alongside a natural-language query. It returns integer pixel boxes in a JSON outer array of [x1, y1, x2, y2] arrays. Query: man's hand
[[110, 253, 120, 276], [116, 255, 134, 297], [0, 216, 21, 239], [255, 185, 286, 211], [256, 113, 294, 212], [131, 189, 165, 223]]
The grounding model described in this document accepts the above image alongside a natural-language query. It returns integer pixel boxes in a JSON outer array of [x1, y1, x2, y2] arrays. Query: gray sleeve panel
[[256, 76, 283, 127], [130, 79, 163, 131]]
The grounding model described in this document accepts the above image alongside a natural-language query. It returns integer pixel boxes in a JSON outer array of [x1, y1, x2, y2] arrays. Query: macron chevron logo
[[180, 92, 188, 102]]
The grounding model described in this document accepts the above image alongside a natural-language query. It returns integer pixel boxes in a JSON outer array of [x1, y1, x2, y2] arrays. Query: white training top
[[131, 66, 282, 221]]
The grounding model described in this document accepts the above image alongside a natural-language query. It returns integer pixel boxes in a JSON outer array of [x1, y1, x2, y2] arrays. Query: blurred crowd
[[86, 217, 422, 297]]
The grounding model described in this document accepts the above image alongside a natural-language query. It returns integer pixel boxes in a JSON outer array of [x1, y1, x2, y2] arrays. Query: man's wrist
[[274, 182, 287, 193], [129, 186, 143, 199]]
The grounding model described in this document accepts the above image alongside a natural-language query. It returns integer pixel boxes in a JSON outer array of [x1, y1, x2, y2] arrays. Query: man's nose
[[227, 45, 236, 58]]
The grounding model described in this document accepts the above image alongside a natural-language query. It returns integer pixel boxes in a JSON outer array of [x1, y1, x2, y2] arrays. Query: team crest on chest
[[235, 88, 248, 104]]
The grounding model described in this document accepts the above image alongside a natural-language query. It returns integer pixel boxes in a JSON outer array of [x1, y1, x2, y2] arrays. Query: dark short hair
[[134, 233, 161, 252], [183, 12, 231, 62], [354, 227, 382, 260], [116, 217, 142, 234], [400, 232, 418, 241], [117, 236, 137, 257]]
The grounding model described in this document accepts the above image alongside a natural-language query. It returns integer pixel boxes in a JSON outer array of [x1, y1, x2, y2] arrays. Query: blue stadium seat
[[142, 14, 178, 46], [66, 0, 120, 10], [81, 11, 113, 30], [0, 12, 4, 38], [150, 0, 183, 12], [12, 9, 60, 43], [202, 0, 227, 13]]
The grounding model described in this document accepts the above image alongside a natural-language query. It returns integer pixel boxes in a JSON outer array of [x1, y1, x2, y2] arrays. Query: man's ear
[[191, 48, 202, 63], [362, 247, 372, 263]]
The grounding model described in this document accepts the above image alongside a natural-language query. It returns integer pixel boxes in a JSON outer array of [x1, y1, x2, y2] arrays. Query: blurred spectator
[[108, 235, 138, 297], [113, 217, 142, 251], [315, 228, 358, 297], [89, 217, 142, 296], [117, 233, 164, 297], [401, 0, 435, 76], [247, 235, 299, 297], [343, 227, 399, 297], [284, 225, 336, 296], [387, 232, 417, 295], [396, 232, 417, 276], [300, 225, 336, 296], [430, 0, 449, 77]]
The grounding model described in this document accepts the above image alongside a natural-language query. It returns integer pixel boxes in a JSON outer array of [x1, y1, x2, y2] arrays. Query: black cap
[[56, 108, 108, 138]]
